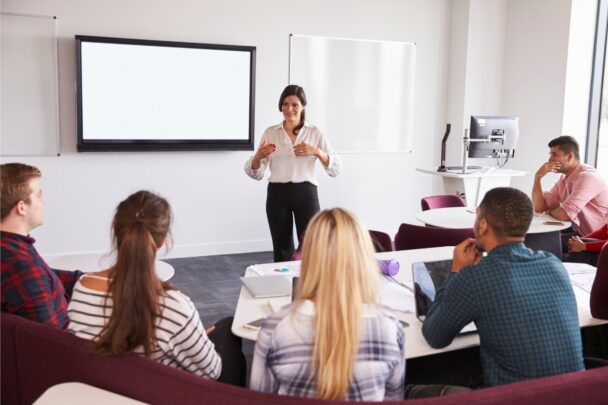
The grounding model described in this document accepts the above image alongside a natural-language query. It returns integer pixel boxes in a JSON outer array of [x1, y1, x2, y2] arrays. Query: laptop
[[240, 275, 292, 298], [411, 259, 477, 334]]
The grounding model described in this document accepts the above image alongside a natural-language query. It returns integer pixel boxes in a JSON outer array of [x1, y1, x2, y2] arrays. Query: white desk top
[[416, 207, 571, 234], [232, 247, 603, 360], [33, 382, 145, 405], [47, 254, 175, 281], [417, 167, 527, 178]]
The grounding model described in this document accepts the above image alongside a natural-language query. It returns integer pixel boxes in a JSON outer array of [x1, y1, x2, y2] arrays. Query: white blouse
[[244, 122, 341, 186]]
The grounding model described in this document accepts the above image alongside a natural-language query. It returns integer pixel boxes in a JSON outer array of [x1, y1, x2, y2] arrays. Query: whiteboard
[[289, 35, 415, 153], [1, 13, 60, 156]]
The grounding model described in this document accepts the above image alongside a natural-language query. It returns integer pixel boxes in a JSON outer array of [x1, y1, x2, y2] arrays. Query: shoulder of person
[[302, 122, 322, 133], [162, 289, 198, 317]]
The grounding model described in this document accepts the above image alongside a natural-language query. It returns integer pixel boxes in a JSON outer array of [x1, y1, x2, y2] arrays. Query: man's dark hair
[[478, 187, 533, 238], [548, 135, 580, 160]]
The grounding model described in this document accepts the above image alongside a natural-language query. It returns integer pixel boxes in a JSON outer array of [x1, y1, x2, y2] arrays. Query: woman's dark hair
[[278, 84, 307, 135], [91, 190, 173, 356]]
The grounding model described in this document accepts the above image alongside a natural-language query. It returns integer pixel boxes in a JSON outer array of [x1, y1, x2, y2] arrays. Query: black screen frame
[[75, 35, 256, 152], [469, 115, 519, 159]]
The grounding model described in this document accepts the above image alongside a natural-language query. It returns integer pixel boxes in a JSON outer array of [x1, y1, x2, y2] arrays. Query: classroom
[[1, 0, 607, 404]]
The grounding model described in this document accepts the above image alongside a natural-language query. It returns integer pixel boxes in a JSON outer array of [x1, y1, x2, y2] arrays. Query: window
[[587, 0, 608, 170]]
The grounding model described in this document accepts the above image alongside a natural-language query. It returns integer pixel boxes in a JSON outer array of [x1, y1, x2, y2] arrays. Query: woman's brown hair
[[278, 84, 307, 135], [91, 190, 173, 356]]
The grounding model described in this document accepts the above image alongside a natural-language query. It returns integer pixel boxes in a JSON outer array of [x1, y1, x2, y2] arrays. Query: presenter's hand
[[535, 161, 561, 180], [452, 238, 482, 273], [254, 140, 276, 161], [294, 142, 319, 157], [567, 236, 585, 252]]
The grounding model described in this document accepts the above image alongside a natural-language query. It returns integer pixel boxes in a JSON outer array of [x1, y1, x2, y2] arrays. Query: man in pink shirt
[[532, 136, 608, 235]]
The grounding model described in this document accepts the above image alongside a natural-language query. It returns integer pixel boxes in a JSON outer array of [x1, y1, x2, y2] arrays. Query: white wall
[[1, 0, 452, 259], [1, 0, 598, 259]]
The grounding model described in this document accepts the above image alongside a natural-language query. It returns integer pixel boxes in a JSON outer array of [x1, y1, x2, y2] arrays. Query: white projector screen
[[289, 35, 415, 153], [76, 36, 256, 151]]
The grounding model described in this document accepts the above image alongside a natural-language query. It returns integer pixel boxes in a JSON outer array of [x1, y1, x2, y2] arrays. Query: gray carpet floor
[[163, 251, 274, 382]]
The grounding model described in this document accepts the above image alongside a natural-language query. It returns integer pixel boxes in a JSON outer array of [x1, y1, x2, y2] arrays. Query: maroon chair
[[421, 195, 466, 211], [394, 223, 474, 251], [369, 230, 394, 252]]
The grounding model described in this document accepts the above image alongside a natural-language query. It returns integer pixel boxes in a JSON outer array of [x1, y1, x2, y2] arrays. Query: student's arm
[[422, 271, 478, 348], [532, 162, 561, 213], [547, 207, 570, 221], [560, 173, 604, 223], [6, 260, 67, 328], [384, 325, 406, 400], [52, 268, 83, 299], [168, 301, 222, 379], [249, 322, 279, 392]]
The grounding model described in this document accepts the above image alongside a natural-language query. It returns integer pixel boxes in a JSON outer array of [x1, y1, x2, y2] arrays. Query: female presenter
[[245, 85, 341, 262]]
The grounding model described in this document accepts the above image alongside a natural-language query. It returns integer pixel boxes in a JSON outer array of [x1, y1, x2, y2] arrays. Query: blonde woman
[[249, 208, 405, 400]]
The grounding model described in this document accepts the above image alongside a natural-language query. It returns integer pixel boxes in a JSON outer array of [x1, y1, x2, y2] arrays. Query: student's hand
[[567, 236, 585, 252], [254, 140, 276, 161], [452, 238, 482, 273], [205, 325, 216, 335], [535, 161, 561, 179], [294, 142, 319, 157]]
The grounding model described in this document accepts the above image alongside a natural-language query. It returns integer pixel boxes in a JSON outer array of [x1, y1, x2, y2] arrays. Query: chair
[[394, 223, 474, 251], [421, 195, 466, 211], [369, 230, 394, 252]]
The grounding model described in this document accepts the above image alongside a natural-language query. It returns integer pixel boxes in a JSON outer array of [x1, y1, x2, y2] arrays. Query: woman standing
[[249, 208, 405, 400], [245, 85, 341, 262]]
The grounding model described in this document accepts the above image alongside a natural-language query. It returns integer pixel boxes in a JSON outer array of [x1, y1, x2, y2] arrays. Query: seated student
[[532, 135, 608, 235], [567, 213, 608, 266], [250, 208, 405, 400], [1, 163, 82, 329], [422, 187, 584, 387], [68, 191, 245, 384], [591, 243, 608, 320]]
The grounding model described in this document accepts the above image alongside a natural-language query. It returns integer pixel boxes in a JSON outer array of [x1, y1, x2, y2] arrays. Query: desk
[[232, 247, 603, 360], [416, 207, 571, 233], [416, 168, 527, 208], [33, 382, 145, 404], [47, 254, 175, 281]]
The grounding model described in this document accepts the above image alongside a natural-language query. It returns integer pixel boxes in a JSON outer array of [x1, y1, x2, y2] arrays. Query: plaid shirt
[[1, 231, 82, 329], [422, 242, 584, 386], [250, 300, 405, 400]]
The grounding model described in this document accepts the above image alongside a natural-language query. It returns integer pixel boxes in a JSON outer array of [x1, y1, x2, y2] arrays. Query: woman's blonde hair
[[295, 208, 379, 400]]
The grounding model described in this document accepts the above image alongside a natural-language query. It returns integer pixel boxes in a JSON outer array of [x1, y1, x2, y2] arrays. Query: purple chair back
[[394, 223, 474, 251], [590, 245, 608, 319], [369, 230, 394, 252], [421, 195, 466, 211]]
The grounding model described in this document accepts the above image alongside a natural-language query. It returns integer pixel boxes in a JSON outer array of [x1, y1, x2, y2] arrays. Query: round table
[[416, 207, 571, 233], [47, 253, 175, 281]]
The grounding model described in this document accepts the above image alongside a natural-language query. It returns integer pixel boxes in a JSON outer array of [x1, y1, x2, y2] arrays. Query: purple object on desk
[[378, 259, 400, 276]]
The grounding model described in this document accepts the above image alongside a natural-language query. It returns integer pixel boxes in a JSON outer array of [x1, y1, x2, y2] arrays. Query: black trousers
[[207, 316, 246, 387], [266, 182, 320, 262]]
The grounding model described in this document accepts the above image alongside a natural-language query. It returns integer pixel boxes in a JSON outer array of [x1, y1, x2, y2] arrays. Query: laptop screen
[[411, 259, 453, 320], [412, 259, 477, 334]]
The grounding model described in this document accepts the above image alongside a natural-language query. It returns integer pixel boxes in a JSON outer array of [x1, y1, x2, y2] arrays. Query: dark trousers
[[207, 316, 246, 387], [266, 182, 320, 262]]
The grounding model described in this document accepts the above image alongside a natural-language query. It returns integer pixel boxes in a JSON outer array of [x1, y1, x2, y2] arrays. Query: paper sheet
[[378, 276, 416, 314], [564, 262, 597, 293]]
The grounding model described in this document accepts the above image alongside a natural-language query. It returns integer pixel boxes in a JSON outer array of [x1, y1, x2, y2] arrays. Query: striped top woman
[[67, 190, 220, 378]]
